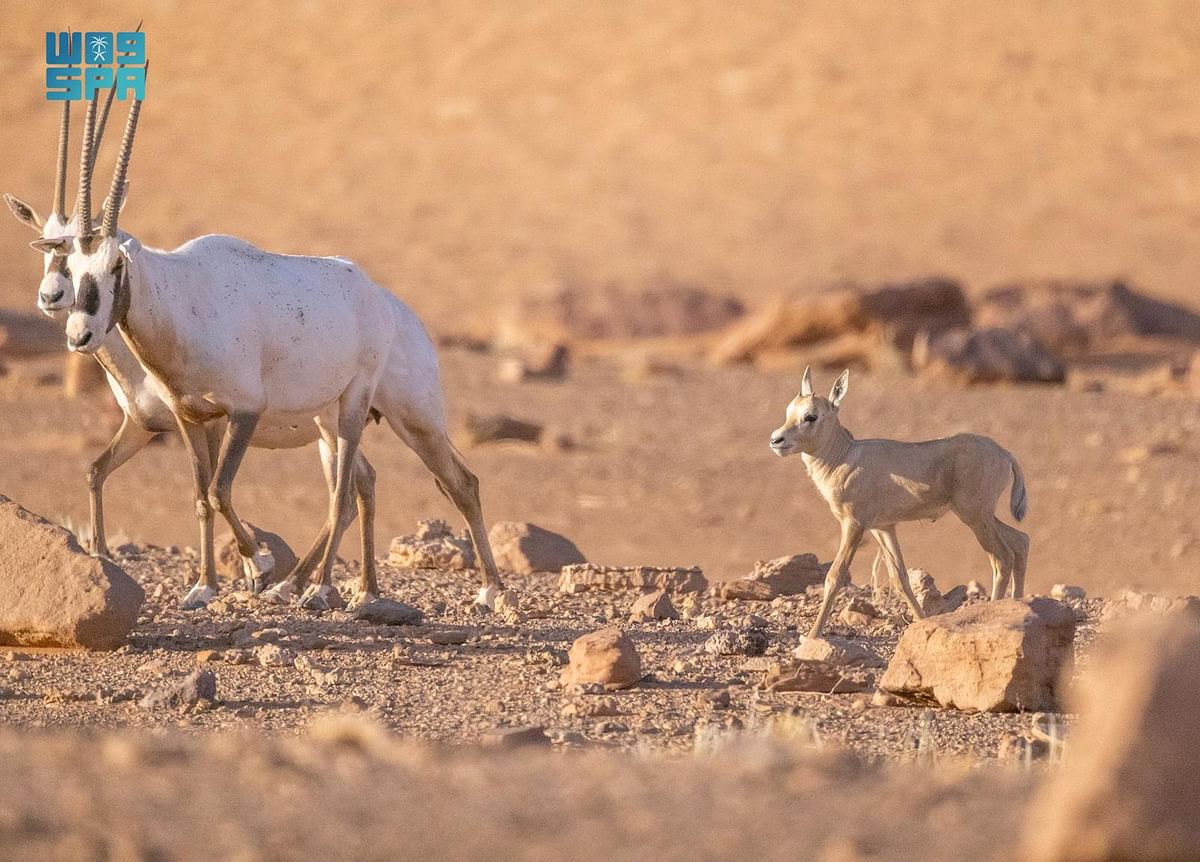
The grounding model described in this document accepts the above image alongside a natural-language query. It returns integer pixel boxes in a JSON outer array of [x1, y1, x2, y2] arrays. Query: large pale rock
[[216, 521, 298, 584], [1024, 614, 1200, 861], [560, 628, 642, 690], [388, 520, 475, 570], [879, 598, 1075, 712], [558, 564, 707, 594], [719, 554, 826, 601], [0, 496, 143, 650], [488, 522, 586, 574]]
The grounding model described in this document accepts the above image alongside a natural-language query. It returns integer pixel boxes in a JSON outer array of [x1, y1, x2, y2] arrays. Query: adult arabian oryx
[[769, 367, 1029, 638], [6, 91, 383, 610], [40, 93, 506, 611]]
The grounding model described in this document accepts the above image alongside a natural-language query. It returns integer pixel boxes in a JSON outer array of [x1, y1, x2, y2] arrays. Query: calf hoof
[[259, 580, 295, 605], [299, 584, 344, 612], [180, 584, 216, 611], [346, 591, 377, 611], [475, 583, 501, 611]]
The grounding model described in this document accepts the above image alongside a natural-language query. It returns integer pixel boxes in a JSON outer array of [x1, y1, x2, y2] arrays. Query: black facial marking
[[77, 274, 100, 315]]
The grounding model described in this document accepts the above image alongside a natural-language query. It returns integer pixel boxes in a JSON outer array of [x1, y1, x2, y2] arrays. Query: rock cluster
[[558, 564, 707, 595], [388, 520, 476, 570]]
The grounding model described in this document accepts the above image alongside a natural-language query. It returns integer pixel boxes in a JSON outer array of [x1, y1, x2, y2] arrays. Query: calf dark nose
[[68, 330, 93, 350], [771, 434, 785, 447], [42, 288, 64, 304]]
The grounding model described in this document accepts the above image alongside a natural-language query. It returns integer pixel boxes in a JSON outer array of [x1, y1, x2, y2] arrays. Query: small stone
[[195, 650, 219, 664], [703, 628, 768, 657], [388, 520, 475, 570], [1051, 584, 1086, 601], [629, 590, 680, 622], [560, 628, 642, 690], [350, 598, 424, 626], [256, 643, 296, 668], [427, 629, 471, 646], [139, 669, 216, 711], [840, 597, 879, 628], [793, 636, 884, 668]]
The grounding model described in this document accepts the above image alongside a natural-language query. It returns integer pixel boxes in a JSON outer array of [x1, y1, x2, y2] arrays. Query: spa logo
[[45, 30, 147, 101]]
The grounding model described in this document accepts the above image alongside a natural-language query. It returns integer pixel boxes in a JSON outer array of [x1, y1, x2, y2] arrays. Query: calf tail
[[1008, 453, 1028, 522]]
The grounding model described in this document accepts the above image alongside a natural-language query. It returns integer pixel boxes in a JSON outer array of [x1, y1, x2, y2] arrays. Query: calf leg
[[996, 520, 1029, 598], [871, 526, 925, 622], [353, 451, 378, 600], [967, 518, 1016, 601], [86, 415, 156, 557], [809, 519, 864, 638], [177, 419, 218, 609], [870, 549, 890, 604]]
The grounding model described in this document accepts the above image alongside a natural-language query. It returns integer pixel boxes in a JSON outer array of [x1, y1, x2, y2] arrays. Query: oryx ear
[[829, 369, 850, 407], [29, 236, 71, 255], [799, 365, 814, 397], [4, 194, 43, 232]]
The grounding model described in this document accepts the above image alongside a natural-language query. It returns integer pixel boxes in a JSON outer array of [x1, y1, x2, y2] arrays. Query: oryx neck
[[802, 423, 855, 476]]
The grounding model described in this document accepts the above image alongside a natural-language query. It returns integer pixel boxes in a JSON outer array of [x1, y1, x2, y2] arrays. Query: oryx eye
[[803, 414, 817, 423]]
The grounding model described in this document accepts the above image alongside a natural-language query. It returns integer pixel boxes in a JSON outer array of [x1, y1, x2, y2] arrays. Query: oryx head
[[64, 90, 142, 355], [769, 366, 849, 456], [5, 80, 122, 316]]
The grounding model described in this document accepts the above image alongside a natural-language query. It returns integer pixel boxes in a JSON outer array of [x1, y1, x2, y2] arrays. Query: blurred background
[[1, 1, 1198, 596]]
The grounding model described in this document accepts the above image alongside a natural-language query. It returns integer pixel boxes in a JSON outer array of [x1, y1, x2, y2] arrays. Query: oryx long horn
[[102, 92, 143, 237], [90, 22, 141, 172], [51, 99, 70, 219], [75, 89, 99, 236]]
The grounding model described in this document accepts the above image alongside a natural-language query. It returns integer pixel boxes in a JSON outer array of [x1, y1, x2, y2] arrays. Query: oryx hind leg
[[995, 519, 1029, 598], [385, 412, 504, 604], [965, 516, 1016, 601], [871, 526, 925, 622]]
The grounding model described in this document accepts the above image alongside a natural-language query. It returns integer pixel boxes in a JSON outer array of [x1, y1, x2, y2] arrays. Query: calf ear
[[4, 194, 43, 232], [29, 236, 71, 255], [799, 365, 814, 397], [829, 369, 850, 407]]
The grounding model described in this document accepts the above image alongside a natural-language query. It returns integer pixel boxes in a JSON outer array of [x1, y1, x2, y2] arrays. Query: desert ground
[[1, 2, 1199, 860]]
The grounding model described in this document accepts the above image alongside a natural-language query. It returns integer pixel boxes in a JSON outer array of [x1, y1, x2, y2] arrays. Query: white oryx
[[6, 93, 382, 609], [47, 92, 505, 611]]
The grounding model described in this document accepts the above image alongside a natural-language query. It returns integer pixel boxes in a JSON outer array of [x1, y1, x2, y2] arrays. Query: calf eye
[[803, 414, 817, 423]]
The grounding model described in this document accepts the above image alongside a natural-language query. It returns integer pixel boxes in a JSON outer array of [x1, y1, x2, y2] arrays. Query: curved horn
[[75, 90, 99, 236], [51, 99, 70, 218], [89, 22, 140, 172], [102, 94, 143, 237]]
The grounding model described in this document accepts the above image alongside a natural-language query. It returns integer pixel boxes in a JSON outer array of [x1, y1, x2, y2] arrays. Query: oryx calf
[[769, 367, 1029, 637]]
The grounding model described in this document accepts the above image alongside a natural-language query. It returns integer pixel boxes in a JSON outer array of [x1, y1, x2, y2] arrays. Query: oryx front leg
[[809, 520, 864, 638], [207, 410, 274, 594], [86, 415, 156, 557], [177, 420, 218, 610], [870, 526, 925, 623]]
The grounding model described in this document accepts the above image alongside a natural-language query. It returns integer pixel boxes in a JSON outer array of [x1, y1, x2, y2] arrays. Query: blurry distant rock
[[793, 635, 883, 668], [1050, 584, 1086, 602], [1023, 614, 1200, 861], [978, 279, 1200, 356], [496, 343, 569, 383], [463, 413, 543, 446], [710, 278, 968, 365], [913, 326, 1065, 384], [629, 589, 679, 622], [488, 522, 586, 574], [0, 495, 143, 650], [481, 725, 550, 749], [388, 520, 475, 570], [879, 598, 1075, 712], [1100, 589, 1200, 622], [719, 554, 826, 601], [139, 669, 216, 711], [558, 564, 707, 594], [763, 660, 873, 693], [0, 310, 63, 359], [216, 522, 298, 586], [560, 628, 642, 690], [503, 277, 744, 344]]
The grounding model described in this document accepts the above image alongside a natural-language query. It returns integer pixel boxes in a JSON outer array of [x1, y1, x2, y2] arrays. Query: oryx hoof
[[346, 591, 377, 611], [259, 580, 296, 605], [241, 548, 276, 594], [299, 584, 344, 612], [475, 584, 501, 611], [180, 584, 216, 611]]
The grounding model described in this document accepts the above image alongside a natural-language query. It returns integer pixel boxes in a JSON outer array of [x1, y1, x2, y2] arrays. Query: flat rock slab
[[879, 598, 1075, 712], [559, 564, 707, 594], [0, 496, 143, 650]]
